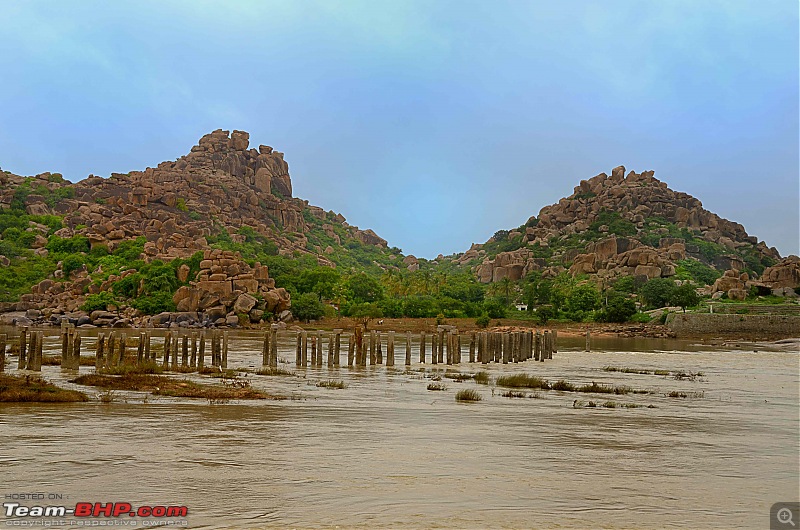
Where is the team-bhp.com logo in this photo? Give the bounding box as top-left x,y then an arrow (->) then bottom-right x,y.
4,502 -> 188,518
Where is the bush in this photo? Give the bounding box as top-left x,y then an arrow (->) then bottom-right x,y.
475,314 -> 490,328
292,292 -> 326,322
111,274 -> 141,298
535,305 -> 556,324
113,237 -> 146,262
61,254 -> 85,277
455,389 -> 482,402
629,312 -> 652,323
81,291 -> 116,312
46,235 -> 90,254
131,292 -> 176,315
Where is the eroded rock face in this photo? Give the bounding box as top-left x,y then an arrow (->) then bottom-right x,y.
171,249 -> 289,322
759,256 -> 800,289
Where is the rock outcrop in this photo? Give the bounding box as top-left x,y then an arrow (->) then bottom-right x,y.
460,166 -> 787,290
0,129 -> 393,325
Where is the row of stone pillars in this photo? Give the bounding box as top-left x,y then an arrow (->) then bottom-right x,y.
279,327 -> 556,368
475,329 -> 556,364
10,328 -> 45,371
2,327 -> 556,373
0,328 -> 46,372
293,329 -> 345,367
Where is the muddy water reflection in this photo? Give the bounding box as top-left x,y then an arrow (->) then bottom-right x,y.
1,332 -> 798,529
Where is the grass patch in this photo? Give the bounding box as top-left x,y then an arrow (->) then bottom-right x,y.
455,389 -> 482,402
496,373 -> 650,395
667,391 -> 704,398
99,362 -> 163,375
0,374 -> 88,403
42,355 -> 97,367
500,390 -> 526,398
316,380 -> 347,389
256,367 -> 295,376
473,371 -> 490,384
70,373 -> 277,400
496,373 -> 550,389
574,399 -> 651,409
673,371 -> 704,381
427,382 -> 448,391
603,367 -> 703,380
444,372 -> 473,382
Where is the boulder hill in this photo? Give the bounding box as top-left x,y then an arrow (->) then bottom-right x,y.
0,132 -> 797,328
451,165 -> 797,300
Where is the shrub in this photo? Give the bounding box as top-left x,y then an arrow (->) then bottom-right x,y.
473,371 -> 490,384
292,292 -> 326,322
113,237 -> 146,262
46,235 -> 90,254
535,305 -> 556,324
455,389 -> 482,402
475,314 -> 490,328
112,274 -> 141,298
61,254 -> 85,277
131,292 -> 176,314
81,291 -> 116,312
629,312 -> 652,323
175,198 -> 188,212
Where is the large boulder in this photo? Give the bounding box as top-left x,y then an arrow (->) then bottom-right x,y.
233,293 -> 257,313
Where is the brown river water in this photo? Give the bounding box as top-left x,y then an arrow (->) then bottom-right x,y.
1,330 -> 798,529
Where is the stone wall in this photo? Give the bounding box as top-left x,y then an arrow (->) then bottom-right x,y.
666,313 -> 800,338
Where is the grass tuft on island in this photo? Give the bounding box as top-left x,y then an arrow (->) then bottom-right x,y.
496,373 -> 651,395
70,373 -> 279,400
256,367 -> 295,376
455,389 -> 482,402
603,366 -> 704,380
42,355 -> 97,367
316,380 -> 347,389
0,373 -> 89,403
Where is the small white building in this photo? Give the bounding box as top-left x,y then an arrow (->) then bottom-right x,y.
515,303 -> 528,311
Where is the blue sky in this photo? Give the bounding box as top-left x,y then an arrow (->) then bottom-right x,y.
1,0 -> 797,258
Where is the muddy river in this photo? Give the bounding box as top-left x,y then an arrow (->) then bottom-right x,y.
1,331 -> 798,529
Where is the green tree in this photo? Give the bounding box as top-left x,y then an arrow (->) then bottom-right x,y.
535,305 -> 556,325
297,267 -> 341,300
670,283 -> 700,312
640,278 -> 676,309
567,283 -> 601,313
483,298 -> 507,319
598,293 -> 637,323
292,292 -> 326,322
402,296 -> 438,318
346,273 -> 384,303
347,302 -> 383,330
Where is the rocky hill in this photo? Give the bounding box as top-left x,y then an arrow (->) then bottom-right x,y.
1,140 -> 797,329
0,129 -> 400,327
449,165 -> 797,299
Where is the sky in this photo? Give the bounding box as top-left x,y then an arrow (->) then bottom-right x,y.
0,0 -> 797,259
